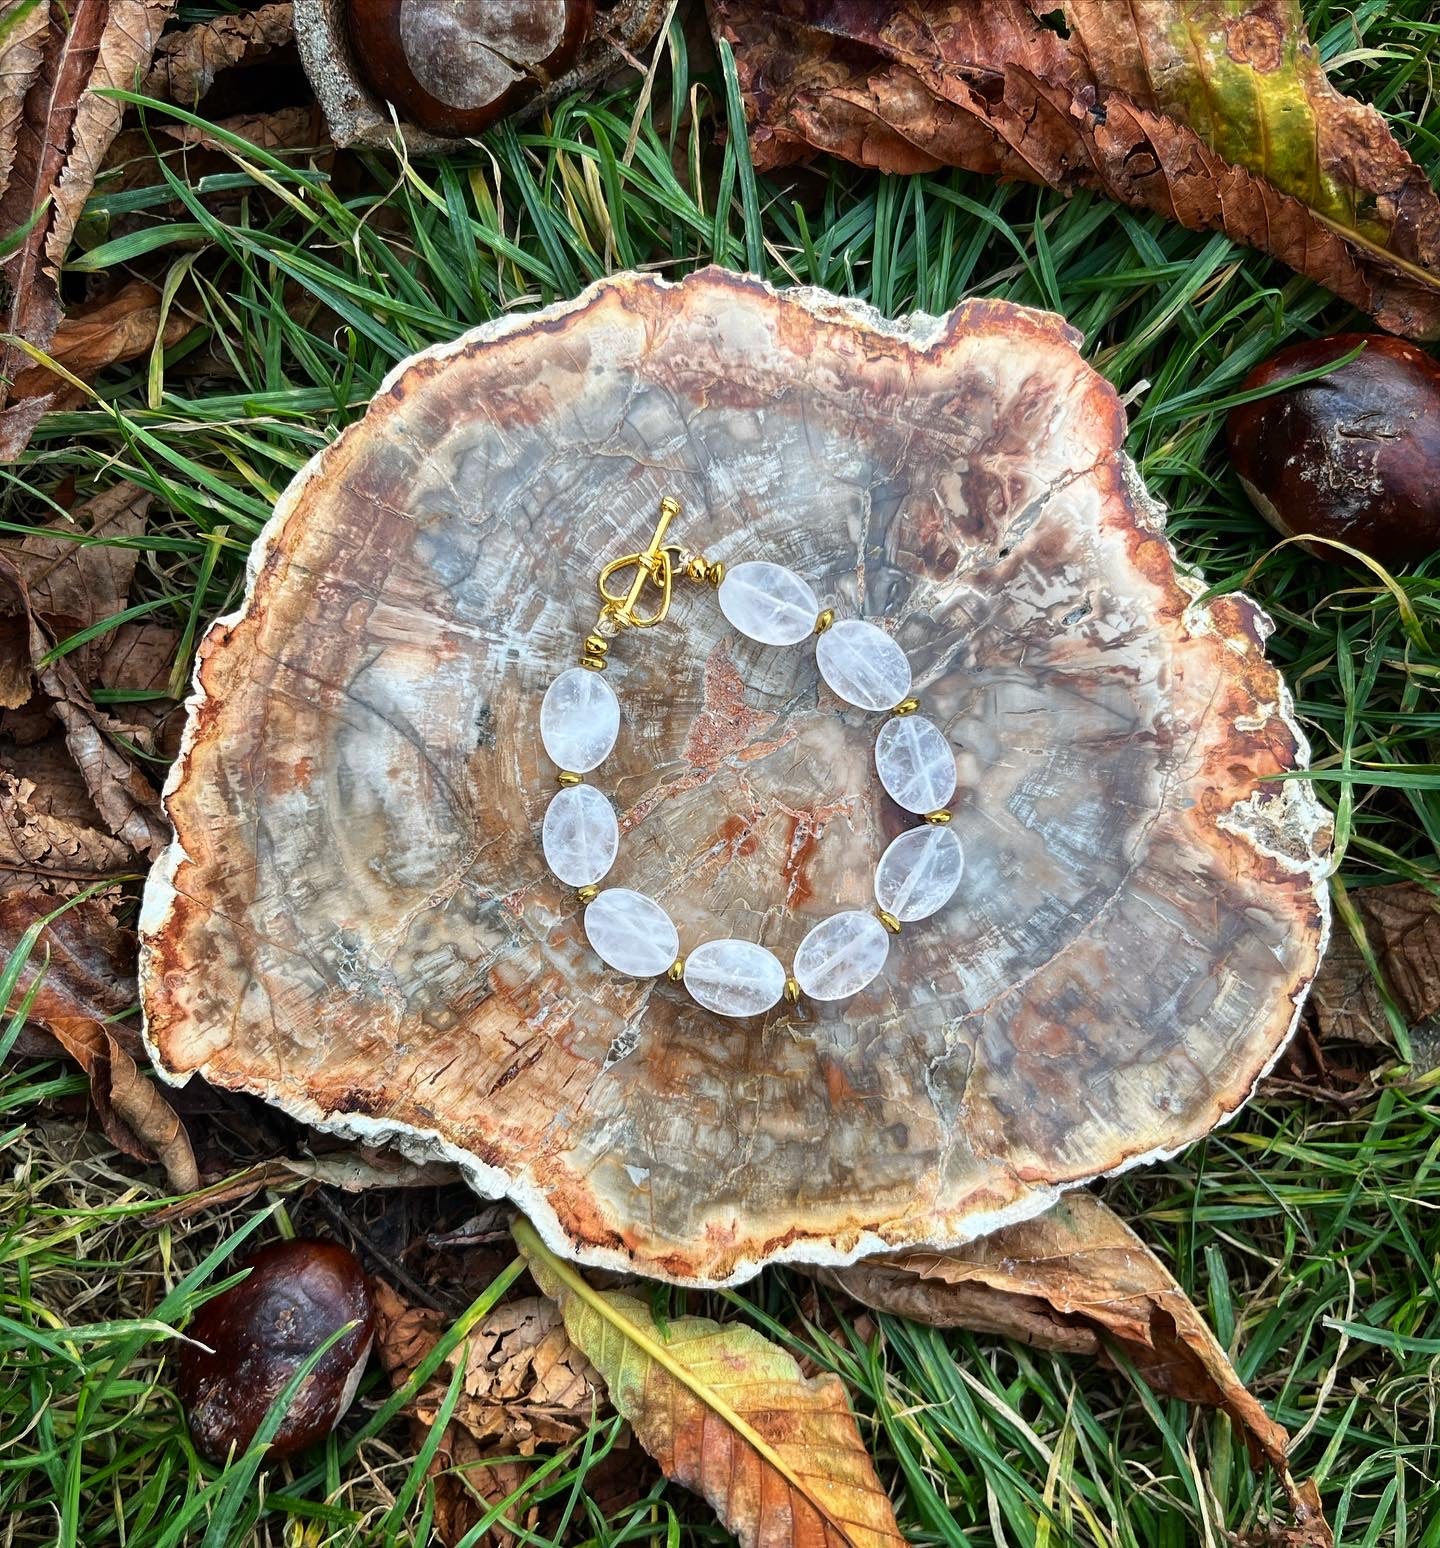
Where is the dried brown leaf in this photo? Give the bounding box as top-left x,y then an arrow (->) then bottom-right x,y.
373,1279 -> 607,1547
0,0 -> 177,456
140,2 -> 293,106
8,281 -> 196,406
0,0 -> 49,191
820,1191 -> 1331,1547
710,0 -> 1440,338
1310,882 -> 1440,1051
0,550 -> 168,858
0,768 -> 133,892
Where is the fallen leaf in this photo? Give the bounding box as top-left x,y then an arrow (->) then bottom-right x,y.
0,0 -> 178,453
710,0 -> 1440,338
1,768 -> 133,893
0,481 -> 150,683
516,1216 -> 906,1548
158,101 -> 325,154
817,1191 -> 1331,1548
0,553 -> 168,858
0,0 -> 49,192
1310,882 -> 1440,1053
0,889 -> 194,1189
140,2 -> 293,106
373,1278 -> 607,1547
97,621 -> 182,693
8,281 -> 196,407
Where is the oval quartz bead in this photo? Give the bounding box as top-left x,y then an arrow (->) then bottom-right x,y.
792,910 -> 890,1001
541,784 -> 618,888
717,561 -> 820,646
815,619 -> 912,711
875,714 -> 957,814
540,667 -> 620,773
874,825 -> 964,922
584,888 -> 679,978
683,939 -> 787,1017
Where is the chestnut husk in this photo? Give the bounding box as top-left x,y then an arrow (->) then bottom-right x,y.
178,1239 -> 376,1462
1226,333 -> 1440,568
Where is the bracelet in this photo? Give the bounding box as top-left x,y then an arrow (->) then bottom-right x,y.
537,497 -> 965,1016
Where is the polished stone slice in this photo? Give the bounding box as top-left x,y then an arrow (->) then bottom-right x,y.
584,888 -> 679,978
541,784 -> 619,888
717,561 -> 820,646
875,714 -> 957,814
683,938 -> 786,1017
540,667 -> 620,773
874,825 -> 964,922
815,619 -> 912,711
792,910 -> 889,1000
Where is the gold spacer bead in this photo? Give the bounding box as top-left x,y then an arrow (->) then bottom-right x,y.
583,633 -> 610,659
575,884 -> 599,903
876,909 -> 902,934
924,809 -> 952,825
705,559 -> 725,587
814,608 -> 835,635
667,958 -> 685,982
893,696 -> 920,716
784,977 -> 802,1003
580,654 -> 608,671
556,771 -> 582,787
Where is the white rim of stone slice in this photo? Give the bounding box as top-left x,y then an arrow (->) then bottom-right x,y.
717,561 -> 820,646
875,713 -> 957,814
683,938 -> 787,1017
792,910 -> 890,1001
583,888 -> 679,978
815,618 -> 913,711
874,824 -> 964,922
540,666 -> 620,773
541,783 -> 619,888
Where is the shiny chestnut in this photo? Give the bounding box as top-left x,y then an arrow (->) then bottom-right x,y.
345,0 -> 593,136
178,1239 -> 376,1463
1226,333 -> 1440,568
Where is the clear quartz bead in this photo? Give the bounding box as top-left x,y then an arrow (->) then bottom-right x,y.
874,825 -> 964,922
583,888 -> 679,978
874,714 -> 957,813
541,784 -> 619,888
540,667 -> 619,773
815,619 -> 912,711
717,561 -> 821,646
683,939 -> 786,1017
792,910 -> 890,1000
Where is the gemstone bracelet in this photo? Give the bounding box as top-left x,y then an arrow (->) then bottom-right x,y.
537,497 -> 964,1016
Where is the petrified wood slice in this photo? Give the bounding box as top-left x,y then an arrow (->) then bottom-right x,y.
140,268 -> 1331,1285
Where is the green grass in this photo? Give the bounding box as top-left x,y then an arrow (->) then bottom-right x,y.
4,0 -> 1440,1543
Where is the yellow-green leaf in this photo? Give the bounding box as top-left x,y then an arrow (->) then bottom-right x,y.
514,1218 -> 904,1548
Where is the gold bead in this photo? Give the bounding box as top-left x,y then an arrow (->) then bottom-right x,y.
684,553 -> 710,583
814,609 -> 835,635
784,977 -> 802,1003
556,771 -> 582,787
583,633 -> 610,659
580,654 -> 608,671
575,884 -> 599,903
876,909 -> 902,934
924,809 -> 952,825
893,696 -> 920,716
667,958 -> 685,982
705,559 -> 725,587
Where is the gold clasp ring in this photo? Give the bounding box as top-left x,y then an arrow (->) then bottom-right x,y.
597,496 -> 680,629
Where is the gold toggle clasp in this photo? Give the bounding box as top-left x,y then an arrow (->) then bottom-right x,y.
596,496 -> 680,629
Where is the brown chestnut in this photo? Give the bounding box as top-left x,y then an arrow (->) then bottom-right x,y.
345,0 -> 593,137
1226,333 -> 1440,568
178,1239 -> 376,1463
